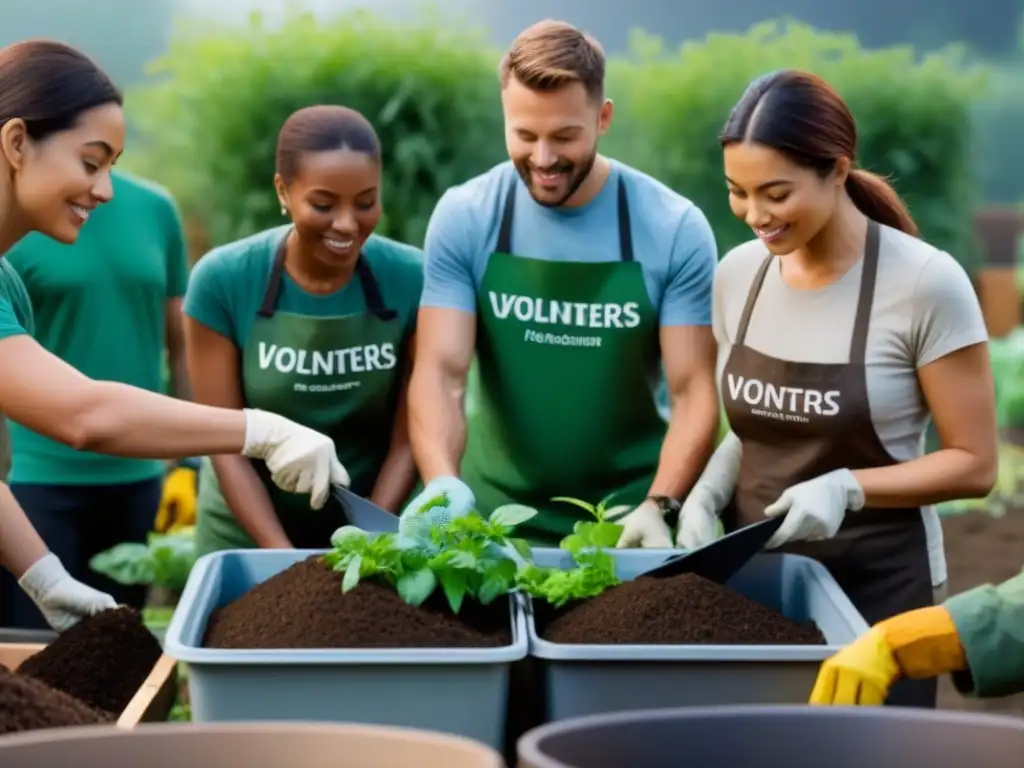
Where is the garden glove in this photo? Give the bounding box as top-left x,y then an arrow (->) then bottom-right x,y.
242,408 -> 350,510
154,465 -> 198,533
810,605 -> 966,705
763,468 -> 865,549
615,499 -> 673,549
399,475 -> 476,534
19,553 -> 118,632
676,431 -> 743,549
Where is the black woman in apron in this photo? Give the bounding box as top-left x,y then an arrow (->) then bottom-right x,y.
182,106 -> 424,557
673,70 -> 996,709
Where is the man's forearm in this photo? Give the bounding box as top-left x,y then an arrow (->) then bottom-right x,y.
408,368 -> 468,482
647,384 -> 719,499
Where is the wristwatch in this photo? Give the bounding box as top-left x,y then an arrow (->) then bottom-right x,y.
647,495 -> 682,517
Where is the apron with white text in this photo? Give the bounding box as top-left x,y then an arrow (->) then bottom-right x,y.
195,235 -> 406,556
721,220 -> 936,708
460,177 -> 666,544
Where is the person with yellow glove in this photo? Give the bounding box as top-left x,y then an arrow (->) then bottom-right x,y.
155,460 -> 199,533
811,569 -> 1024,705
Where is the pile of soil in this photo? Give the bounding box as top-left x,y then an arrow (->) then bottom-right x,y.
0,666 -> 109,735
203,555 -> 512,649
18,606 -> 163,716
540,573 -> 825,645
938,509 -> 1024,714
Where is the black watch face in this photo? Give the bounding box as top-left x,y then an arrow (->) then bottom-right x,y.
650,495 -> 679,514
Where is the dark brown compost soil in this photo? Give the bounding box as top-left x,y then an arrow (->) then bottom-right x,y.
540,573 -> 825,645
0,665 -> 110,734
203,555 -> 511,649
18,606 -> 163,715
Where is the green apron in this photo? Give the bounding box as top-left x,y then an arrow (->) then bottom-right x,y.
460,177 -> 667,543
195,233 -> 407,556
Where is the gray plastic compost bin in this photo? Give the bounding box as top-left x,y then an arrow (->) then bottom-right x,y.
163,549 -> 528,749
524,549 -> 869,719
0,723 -> 504,768
517,705 -> 1024,768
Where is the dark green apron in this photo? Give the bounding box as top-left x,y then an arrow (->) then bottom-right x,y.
195,233 -> 406,556
460,177 -> 667,544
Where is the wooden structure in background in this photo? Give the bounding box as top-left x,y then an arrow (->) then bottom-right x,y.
974,209 -> 1023,338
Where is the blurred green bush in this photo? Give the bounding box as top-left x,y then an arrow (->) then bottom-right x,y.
125,10 -> 985,266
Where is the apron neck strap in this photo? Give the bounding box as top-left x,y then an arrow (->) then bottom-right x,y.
496,174 -> 635,262
734,219 -> 882,365
257,229 -> 397,321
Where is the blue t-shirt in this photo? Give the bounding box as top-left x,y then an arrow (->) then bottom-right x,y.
420,160 -> 717,328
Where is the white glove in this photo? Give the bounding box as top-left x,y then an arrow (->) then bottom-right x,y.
676,489 -> 721,550
399,476 -> 476,530
764,468 -> 865,549
19,553 -> 118,632
675,431 -> 742,549
615,499 -> 673,548
242,408 -> 350,509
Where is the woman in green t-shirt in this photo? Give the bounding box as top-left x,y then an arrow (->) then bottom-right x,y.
0,41 -> 347,632
183,105 -> 423,556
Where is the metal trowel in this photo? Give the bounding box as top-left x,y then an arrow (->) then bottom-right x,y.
331,486 -> 400,533
637,516 -> 784,584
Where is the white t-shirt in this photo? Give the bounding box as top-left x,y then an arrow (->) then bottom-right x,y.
713,223 -> 990,586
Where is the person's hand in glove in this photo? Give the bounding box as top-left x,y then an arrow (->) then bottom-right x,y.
154,465 -> 198,533
810,605 -> 966,705
399,476 -> 476,534
615,499 -> 673,548
241,409 -> 350,509
675,430 -> 742,549
19,553 -> 118,632
763,468 -> 865,549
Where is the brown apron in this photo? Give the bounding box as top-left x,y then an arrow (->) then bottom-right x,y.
721,220 -> 936,708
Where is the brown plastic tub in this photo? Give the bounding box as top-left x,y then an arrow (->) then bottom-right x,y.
0,722 -> 506,766
517,705 -> 1024,768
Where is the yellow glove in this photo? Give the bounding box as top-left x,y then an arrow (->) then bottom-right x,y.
809,605 -> 966,706
154,466 -> 198,533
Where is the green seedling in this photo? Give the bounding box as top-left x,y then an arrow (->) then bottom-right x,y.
552,492 -> 628,555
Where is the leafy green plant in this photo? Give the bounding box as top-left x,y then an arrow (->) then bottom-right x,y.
324,502 -> 535,613
89,528 -> 197,593
323,494 -> 623,613
553,493 -> 628,553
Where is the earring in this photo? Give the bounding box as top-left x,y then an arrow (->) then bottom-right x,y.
281,206 -> 288,217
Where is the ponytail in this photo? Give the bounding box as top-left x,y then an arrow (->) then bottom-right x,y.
845,169 -> 918,237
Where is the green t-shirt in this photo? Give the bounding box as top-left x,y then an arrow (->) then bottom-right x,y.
183,225 -> 423,351
0,259 -> 34,341
5,170 -> 189,485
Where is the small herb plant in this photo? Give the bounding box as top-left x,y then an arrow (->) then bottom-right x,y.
323,493 -> 623,614
552,492 -> 629,552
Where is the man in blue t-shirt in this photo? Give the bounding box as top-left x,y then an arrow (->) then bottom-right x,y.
403,20 -> 720,545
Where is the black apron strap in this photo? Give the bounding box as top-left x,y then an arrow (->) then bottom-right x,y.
496,178 -> 517,255
256,228 -> 396,321
616,177 -> 635,263
849,220 -> 881,364
355,256 -> 397,322
734,255 -> 774,347
256,233 -> 289,318
496,174 -> 633,262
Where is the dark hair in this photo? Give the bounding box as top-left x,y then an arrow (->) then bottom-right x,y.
720,69 -> 918,237
275,105 -> 381,184
499,20 -> 606,103
0,39 -> 122,142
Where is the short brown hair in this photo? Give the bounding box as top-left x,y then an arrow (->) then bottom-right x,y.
499,20 -> 606,102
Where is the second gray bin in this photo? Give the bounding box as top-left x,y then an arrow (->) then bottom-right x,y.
525,549 -> 869,719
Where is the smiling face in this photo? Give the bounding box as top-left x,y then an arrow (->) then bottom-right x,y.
2,103 -> 125,244
501,76 -> 611,207
275,148 -> 382,270
723,141 -> 848,254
